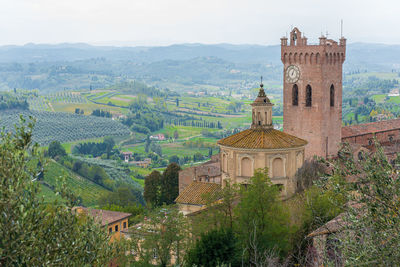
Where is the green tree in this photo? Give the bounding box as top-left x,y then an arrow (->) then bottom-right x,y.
160,163 -> 180,205
235,168 -> 294,262
173,130 -> 179,140
103,136 -> 115,156
192,180 -> 237,235
99,185 -> 141,206
0,118 -> 121,266
130,206 -> 191,267
47,140 -> 66,159
169,155 -> 180,164
144,170 -> 162,207
334,143 -> 400,265
186,228 -> 240,267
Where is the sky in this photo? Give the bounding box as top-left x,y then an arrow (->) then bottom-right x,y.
0,0 -> 398,46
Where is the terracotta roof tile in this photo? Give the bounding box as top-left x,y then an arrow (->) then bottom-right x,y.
73,207 -> 131,226
342,119 -> 400,138
217,128 -> 307,149
175,181 -> 222,205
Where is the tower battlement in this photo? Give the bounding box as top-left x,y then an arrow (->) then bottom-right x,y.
281,28 -> 346,65
281,27 -> 346,158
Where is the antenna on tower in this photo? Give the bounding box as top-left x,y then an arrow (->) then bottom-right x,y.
341,19 -> 343,37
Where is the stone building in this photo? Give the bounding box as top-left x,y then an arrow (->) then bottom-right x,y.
178,154 -> 221,194
342,118 -> 400,162
217,83 -> 307,198
176,83 -> 307,213
342,118 -> 400,147
281,28 -> 346,159
73,207 -> 131,241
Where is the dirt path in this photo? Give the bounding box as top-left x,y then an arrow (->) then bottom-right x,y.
47,102 -> 55,112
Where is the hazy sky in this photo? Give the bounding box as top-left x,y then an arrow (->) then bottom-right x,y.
0,0 -> 398,46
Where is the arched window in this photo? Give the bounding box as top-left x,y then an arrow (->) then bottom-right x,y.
272,158 -> 284,178
241,157 -> 252,177
306,85 -> 312,107
330,85 -> 335,107
292,84 -> 298,106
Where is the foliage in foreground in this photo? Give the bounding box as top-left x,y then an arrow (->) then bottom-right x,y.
334,143 -> 400,266
0,118 -> 122,266
129,206 -> 191,266
186,228 -> 240,267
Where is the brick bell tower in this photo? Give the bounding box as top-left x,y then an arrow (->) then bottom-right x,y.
281,27 -> 346,158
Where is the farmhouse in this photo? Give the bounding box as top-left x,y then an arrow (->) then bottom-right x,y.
73,207 -> 131,241
122,151 -> 133,162
131,158 -> 152,168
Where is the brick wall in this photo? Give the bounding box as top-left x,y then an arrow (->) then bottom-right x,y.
281,28 -> 346,159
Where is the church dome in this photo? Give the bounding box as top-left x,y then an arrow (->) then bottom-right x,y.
217,127 -> 307,149
218,78 -> 307,150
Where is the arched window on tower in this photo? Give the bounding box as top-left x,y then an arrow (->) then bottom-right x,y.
330,85 -> 335,107
306,85 -> 312,107
292,84 -> 298,106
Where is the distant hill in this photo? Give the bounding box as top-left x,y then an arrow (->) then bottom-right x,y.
0,43 -> 280,64
1,42 -> 400,71
0,42 -> 400,92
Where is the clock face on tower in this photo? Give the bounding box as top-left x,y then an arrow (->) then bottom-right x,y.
285,65 -> 300,83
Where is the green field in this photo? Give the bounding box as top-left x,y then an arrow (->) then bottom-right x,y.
346,72 -> 400,80
371,94 -> 386,103
41,160 -> 111,206
155,125 -> 219,139
387,96 -> 400,104
61,137 -> 105,153
86,91 -> 136,107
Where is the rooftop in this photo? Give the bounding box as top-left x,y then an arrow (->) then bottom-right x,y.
218,128 -> 307,150
342,119 -> 400,138
73,207 -> 131,227
175,181 -> 222,205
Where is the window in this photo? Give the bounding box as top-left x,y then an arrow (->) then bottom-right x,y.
292,84 -> 298,106
368,139 -> 373,146
306,85 -> 312,107
241,157 -> 252,177
272,158 -> 284,178
115,225 -> 118,232
389,135 -> 394,142
123,222 -> 127,229
358,151 -> 363,161
330,85 -> 335,107
108,227 -> 112,234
